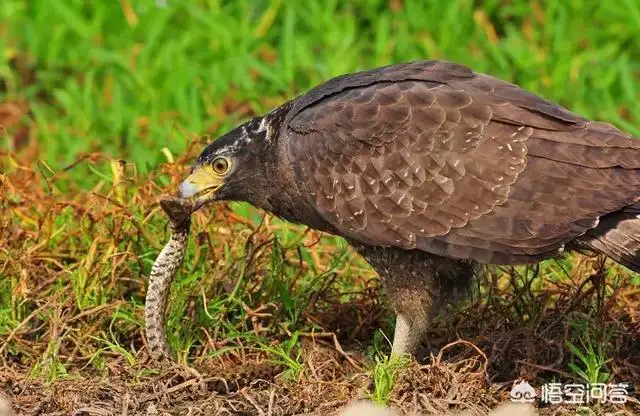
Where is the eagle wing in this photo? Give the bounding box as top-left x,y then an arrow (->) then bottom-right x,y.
285,61 -> 640,264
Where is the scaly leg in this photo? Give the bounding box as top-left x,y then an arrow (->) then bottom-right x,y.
351,242 -> 475,359
390,312 -> 430,357
383,270 -> 435,357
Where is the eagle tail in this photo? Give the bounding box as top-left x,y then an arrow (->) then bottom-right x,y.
578,203 -> 640,273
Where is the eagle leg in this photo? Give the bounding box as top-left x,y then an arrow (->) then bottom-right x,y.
351,241 -> 475,358
390,307 -> 430,357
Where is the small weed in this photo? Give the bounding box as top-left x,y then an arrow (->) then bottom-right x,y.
565,320 -> 612,385
29,336 -> 69,383
258,332 -> 304,381
369,353 -> 410,405
91,336 -> 137,367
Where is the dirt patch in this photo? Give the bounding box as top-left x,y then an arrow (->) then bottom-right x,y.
3,312 -> 639,415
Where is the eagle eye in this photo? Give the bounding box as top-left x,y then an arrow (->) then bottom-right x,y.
212,157 -> 231,175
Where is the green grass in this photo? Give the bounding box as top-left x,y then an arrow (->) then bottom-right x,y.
2,0 -> 640,413
370,354 -> 410,405
2,0 -> 639,172
566,318 -> 613,385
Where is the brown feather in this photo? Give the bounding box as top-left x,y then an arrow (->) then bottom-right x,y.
285,60 -> 640,264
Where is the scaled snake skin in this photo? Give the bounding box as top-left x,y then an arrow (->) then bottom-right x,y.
144,197 -> 192,361
144,198 -> 281,388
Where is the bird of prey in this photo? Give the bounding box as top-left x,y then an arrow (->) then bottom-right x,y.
178,60 -> 640,357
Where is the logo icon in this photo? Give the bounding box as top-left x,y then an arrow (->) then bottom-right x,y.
510,380 -> 537,403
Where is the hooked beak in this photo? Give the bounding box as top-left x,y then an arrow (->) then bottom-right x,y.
179,165 -> 223,210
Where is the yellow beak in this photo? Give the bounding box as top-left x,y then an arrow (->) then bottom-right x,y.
179,165 -> 223,201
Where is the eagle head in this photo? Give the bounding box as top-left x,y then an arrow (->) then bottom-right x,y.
179,116 -> 276,211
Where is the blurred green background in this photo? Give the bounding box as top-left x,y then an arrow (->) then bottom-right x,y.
2,0 -> 639,173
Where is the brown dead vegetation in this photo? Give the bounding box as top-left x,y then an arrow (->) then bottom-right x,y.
1,143 -> 639,415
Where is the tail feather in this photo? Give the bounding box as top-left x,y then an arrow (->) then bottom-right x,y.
578,204 -> 640,273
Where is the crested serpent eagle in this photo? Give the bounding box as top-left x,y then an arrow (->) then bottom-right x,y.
178,60 -> 640,357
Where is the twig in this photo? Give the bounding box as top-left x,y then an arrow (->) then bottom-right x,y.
435,339 -> 488,374
240,390 -> 266,416
514,360 -> 575,380
121,393 -> 130,416
66,302 -> 124,323
267,388 -> 276,416
299,331 -> 363,370
140,377 -> 199,403
538,271 -> 601,337
0,299 -> 52,355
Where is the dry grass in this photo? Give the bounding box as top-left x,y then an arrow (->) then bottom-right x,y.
2,144 -> 640,415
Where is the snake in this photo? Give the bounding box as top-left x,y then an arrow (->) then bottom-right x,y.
144,197 -> 283,387
145,196 -> 193,361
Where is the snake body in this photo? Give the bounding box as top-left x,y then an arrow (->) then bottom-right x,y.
144,197 -> 283,387
145,197 -> 192,361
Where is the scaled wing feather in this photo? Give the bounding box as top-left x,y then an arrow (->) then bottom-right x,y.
286,61 -> 640,264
